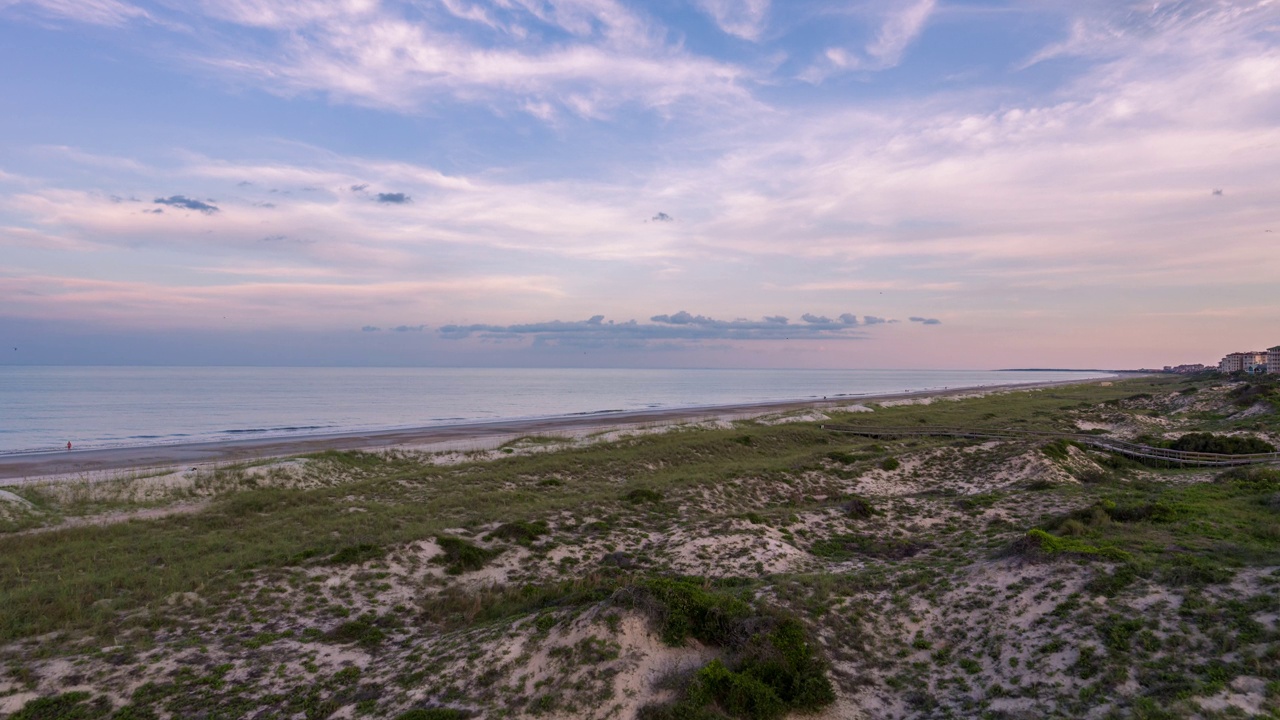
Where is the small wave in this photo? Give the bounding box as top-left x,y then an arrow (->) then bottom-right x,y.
223,425 -> 331,435
566,409 -> 625,416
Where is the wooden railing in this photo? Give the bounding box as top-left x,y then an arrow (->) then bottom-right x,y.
819,425 -> 1280,467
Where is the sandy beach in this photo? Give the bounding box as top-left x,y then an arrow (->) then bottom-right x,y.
0,375 -> 1119,482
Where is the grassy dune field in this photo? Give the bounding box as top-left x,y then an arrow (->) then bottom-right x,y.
1,374 -> 1278,719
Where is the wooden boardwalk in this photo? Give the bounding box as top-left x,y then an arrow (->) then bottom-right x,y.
820,425 -> 1280,468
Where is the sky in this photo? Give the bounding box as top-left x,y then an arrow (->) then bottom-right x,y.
1,0 -> 1278,369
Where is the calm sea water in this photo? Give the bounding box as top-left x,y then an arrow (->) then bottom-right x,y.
0,367 -> 1110,454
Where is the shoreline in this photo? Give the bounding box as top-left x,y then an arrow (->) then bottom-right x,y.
0,375 -> 1123,481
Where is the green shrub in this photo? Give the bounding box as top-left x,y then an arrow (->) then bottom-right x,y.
487,521 -> 549,545
11,692 -> 111,720
842,497 -> 876,519
329,543 -> 384,565
880,457 -> 901,471
1108,502 -> 1176,523
1085,564 -> 1140,597
620,578 -> 752,646
625,578 -> 834,720
1216,466 -> 1280,490
1160,555 -> 1235,586
624,488 -> 663,504
1168,432 -> 1275,454
1059,500 -> 1174,529
811,534 -> 931,561
691,660 -> 786,720
1056,519 -> 1087,537
1042,439 -> 1073,461
327,613 -> 394,648
638,616 -> 835,720
825,451 -> 858,464
1228,382 -> 1277,408
433,536 -> 501,575
1073,468 -> 1116,484
1099,615 -> 1144,653
1014,529 -> 1131,562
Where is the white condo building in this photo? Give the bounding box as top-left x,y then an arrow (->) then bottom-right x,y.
1220,351 -> 1268,373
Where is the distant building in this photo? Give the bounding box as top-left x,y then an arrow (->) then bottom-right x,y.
1269,346 -> 1280,374
1163,364 -> 1209,374
1220,351 -> 1268,373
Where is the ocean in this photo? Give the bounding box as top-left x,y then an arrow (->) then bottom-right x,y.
0,366 -> 1111,454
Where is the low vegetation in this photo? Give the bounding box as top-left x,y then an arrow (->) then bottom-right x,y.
0,373 -> 1277,718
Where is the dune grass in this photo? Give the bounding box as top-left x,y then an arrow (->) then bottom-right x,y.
2,373 -> 1278,719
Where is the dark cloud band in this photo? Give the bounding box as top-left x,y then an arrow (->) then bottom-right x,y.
435,310 -> 934,347
153,195 -> 219,213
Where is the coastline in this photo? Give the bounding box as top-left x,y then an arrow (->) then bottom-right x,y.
0,374 -> 1122,481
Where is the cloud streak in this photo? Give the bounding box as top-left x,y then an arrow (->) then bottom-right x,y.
1,0 -> 150,26
189,0 -> 751,118
154,195 -> 220,214
438,310 -> 914,347
809,0 -> 936,78
696,0 -> 770,41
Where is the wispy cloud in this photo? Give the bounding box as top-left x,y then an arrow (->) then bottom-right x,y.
1,0 -> 150,26
864,0 -> 935,67
0,273 -> 567,327
191,0 -> 751,118
696,0 -> 770,41
807,0 -> 936,79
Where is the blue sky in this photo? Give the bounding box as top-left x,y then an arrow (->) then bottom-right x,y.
1,0 -> 1278,368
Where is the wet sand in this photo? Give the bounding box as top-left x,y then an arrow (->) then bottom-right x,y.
0,376 -> 1120,481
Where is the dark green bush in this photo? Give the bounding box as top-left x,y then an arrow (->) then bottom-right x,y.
623,579 -> 834,720
1085,564 -> 1140,597
327,613 -> 397,648
1042,439 -> 1073,461
329,543 -> 384,565
634,600 -> 835,720
1228,381 -> 1277,408
811,534 -> 931,561
1060,500 -> 1174,528
621,578 -> 752,646
11,692 -> 111,720
1216,466 -> 1280,490
433,536 -> 501,575
842,496 -> 876,519
625,488 -> 664,504
1168,432 -> 1275,455
487,521 -> 548,545
1160,555 -> 1235,586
